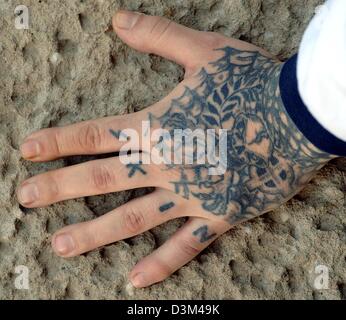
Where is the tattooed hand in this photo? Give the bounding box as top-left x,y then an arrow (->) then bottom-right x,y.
17,11 -> 334,288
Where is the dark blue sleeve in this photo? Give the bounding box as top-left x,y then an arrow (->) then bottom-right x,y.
279,54 -> 346,157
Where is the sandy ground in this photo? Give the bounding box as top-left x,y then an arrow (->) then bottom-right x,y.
0,0 -> 345,300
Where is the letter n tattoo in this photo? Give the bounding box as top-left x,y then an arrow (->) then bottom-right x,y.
193,225 -> 217,243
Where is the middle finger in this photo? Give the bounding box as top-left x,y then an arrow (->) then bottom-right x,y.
17,156 -> 160,208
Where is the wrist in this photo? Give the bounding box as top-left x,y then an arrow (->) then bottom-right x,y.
279,55 -> 344,159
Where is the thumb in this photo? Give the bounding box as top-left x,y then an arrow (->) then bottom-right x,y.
112,10 -> 220,71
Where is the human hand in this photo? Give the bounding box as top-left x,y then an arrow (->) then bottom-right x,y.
17,11 -> 333,288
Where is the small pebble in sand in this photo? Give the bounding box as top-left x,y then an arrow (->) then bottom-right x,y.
49,52 -> 61,65
125,282 -> 135,296
263,31 -> 274,42
319,215 -> 340,232
279,212 -> 289,223
242,226 -> 252,235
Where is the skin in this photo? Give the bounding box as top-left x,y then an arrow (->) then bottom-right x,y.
17,10 -> 335,288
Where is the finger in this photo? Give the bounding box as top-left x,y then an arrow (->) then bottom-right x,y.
51,189 -> 185,257
129,217 -> 230,288
20,112 -> 145,162
112,10 -> 222,71
17,155 -> 159,208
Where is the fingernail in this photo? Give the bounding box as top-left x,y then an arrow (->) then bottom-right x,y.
21,140 -> 40,159
114,10 -> 140,30
18,183 -> 39,205
131,273 -> 148,288
54,234 -> 75,255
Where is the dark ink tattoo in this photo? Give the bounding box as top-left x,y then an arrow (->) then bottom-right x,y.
193,225 -> 217,243
159,201 -> 175,212
149,47 -> 331,225
126,161 -> 147,178
110,129 -> 128,140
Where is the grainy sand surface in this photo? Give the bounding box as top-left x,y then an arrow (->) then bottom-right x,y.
0,0 -> 345,299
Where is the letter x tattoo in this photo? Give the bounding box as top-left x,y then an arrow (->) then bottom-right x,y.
126,161 -> 147,178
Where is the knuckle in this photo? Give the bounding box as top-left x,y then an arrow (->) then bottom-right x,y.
153,262 -> 174,281
82,224 -> 98,249
53,130 -> 64,155
91,164 -> 114,190
203,31 -> 227,49
149,17 -> 172,48
62,223 -> 96,254
44,174 -> 60,200
162,166 -> 182,184
31,173 -> 60,204
122,207 -> 145,234
77,123 -> 104,151
177,236 -> 201,257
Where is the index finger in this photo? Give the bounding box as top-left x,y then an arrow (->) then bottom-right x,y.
20,112 -> 145,162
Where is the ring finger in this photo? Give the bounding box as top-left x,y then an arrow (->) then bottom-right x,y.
51,189 -> 186,257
